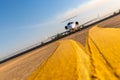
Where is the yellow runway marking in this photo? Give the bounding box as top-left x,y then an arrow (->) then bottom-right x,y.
29,26 -> 120,80
86,26 -> 120,80
28,40 -> 90,80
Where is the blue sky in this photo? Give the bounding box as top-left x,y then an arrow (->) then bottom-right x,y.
0,0 -> 120,59
0,0 -> 86,27
0,0 -> 88,59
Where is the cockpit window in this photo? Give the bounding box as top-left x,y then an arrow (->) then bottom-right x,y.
67,22 -> 73,25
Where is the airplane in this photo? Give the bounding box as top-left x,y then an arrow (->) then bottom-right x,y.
65,21 -> 79,32
62,15 -> 79,32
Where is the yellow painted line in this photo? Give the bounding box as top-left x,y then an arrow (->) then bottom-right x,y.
28,26 -> 120,80
28,39 -> 90,80
86,26 -> 120,80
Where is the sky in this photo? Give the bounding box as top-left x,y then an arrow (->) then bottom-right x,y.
0,0 -> 120,60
